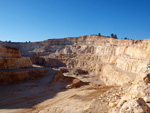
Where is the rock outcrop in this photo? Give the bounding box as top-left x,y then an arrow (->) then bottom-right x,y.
65,78 -> 87,89
111,98 -> 150,113
1,35 -> 150,112
51,69 -> 88,88
30,56 -> 65,68
1,35 -> 150,85
0,68 -> 48,85
0,57 -> 32,70
0,46 -> 21,58
0,47 -> 48,85
50,69 -> 64,84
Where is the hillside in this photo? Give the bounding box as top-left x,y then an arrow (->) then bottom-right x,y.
0,35 -> 150,113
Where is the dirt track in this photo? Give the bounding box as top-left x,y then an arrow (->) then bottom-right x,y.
0,72 -> 113,113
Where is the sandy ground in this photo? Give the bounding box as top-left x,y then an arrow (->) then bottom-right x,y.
0,71 -> 113,113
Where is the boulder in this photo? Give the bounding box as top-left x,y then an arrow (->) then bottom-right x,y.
73,69 -> 88,75
143,74 -> 150,84
50,69 -> 64,84
66,78 -> 87,89
121,82 -> 150,103
120,98 -> 150,113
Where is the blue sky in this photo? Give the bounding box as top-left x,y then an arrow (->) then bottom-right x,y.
0,0 -> 150,42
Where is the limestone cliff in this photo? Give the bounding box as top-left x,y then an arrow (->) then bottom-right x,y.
0,46 -> 49,85
1,35 -> 150,85
0,57 -> 32,70
1,35 -> 150,112
0,46 -> 21,58
0,68 -> 48,85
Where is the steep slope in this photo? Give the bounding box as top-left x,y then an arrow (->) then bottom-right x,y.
1,35 -> 150,85
0,46 -> 49,85
1,35 -> 150,113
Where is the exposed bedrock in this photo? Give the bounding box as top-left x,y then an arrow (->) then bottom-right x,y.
50,69 -> 88,88
0,57 -> 32,70
0,68 -> 48,85
0,46 -> 50,85
1,35 -> 150,112
30,56 -> 66,68
0,46 -> 21,58
2,35 -> 150,85
61,54 -> 146,85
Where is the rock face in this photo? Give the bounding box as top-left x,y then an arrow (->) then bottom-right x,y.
108,81 -> 150,113
51,69 -> 88,89
1,35 -> 150,85
111,98 -> 150,113
1,35 -> 150,112
65,78 -> 87,89
30,56 -> 65,68
0,47 -> 32,70
143,61 -> 150,84
50,69 -> 64,84
0,46 -> 21,58
0,68 -> 48,85
0,57 -> 32,70
120,98 -> 149,113
0,46 -> 48,85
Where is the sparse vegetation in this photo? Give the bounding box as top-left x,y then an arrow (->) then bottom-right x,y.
124,37 -> 127,40
8,40 -> 11,43
98,33 -> 101,36
114,34 -> 117,39
111,33 -> 117,39
111,33 -> 114,38
25,41 -> 31,43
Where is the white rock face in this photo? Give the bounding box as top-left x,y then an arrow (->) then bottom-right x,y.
120,98 -> 150,113
100,64 -> 132,85
1,35 -> 150,86
123,82 -> 150,102
109,81 -> 150,113
1,35 -> 150,112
